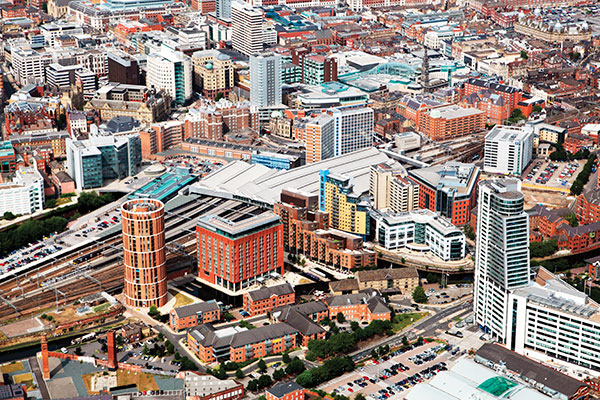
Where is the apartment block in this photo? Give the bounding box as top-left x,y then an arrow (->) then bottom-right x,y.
196,211 -> 283,294
320,170 -> 370,237
408,161 -> 479,226
232,3 -> 263,56
369,162 -> 410,210
484,125 -> 533,176
242,283 -> 295,317
147,49 -> 192,106
374,210 -> 466,262
293,112 -> 335,164
462,78 -> 522,112
169,300 -> 221,332
271,302 -> 328,346
356,267 -> 419,295
575,191 -> 600,225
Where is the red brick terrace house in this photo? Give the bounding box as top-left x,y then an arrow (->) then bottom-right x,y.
169,300 -> 221,332
575,191 -> 600,225
528,204 -> 600,254
267,381 -> 305,400
323,289 -> 391,322
242,283 -> 295,317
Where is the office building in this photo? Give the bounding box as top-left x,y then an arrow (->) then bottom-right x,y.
66,134 -> 141,190
242,283 -> 295,317
324,289 -> 391,322
390,176 -> 419,213
250,52 -> 282,108
84,83 -> 170,123
183,372 -> 244,400
107,51 -> 141,85
196,211 -> 284,294
122,199 -> 167,308
46,64 -> 96,94
40,21 -> 83,46
11,49 -> 52,86
0,141 -> 16,173
267,382 -> 305,400
331,107 -> 374,157
215,0 -> 231,19
409,161 -> 479,226
320,170 -> 370,237
474,178 -> 530,342
188,322 -> 298,363
374,209 -> 466,262
232,2 -> 263,56
484,125 -> 534,176
191,50 -> 234,100
169,301 -> 220,332
147,49 -> 192,106
0,166 -> 44,215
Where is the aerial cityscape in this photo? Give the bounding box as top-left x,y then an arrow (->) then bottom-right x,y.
1,0 -> 600,399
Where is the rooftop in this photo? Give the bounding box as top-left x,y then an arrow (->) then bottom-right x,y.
267,381 -> 304,398
409,161 -> 479,198
486,125 -> 533,143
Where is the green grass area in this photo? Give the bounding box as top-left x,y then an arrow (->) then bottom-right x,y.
93,303 -> 110,313
391,312 -> 427,333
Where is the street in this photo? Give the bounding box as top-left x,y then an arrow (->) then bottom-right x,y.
351,300 -> 472,362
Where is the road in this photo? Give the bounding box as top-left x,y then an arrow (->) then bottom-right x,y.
28,356 -> 50,400
351,301 -> 472,362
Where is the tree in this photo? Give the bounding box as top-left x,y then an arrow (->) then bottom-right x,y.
532,105 -> 543,113
305,351 -> 317,361
402,336 -> 409,347
273,368 -> 286,381
258,396 -> 267,400
370,349 -> 378,360
296,370 -> 314,387
75,346 -> 83,356
180,356 -> 198,371
412,286 -> 428,303
355,394 -> 367,400
258,358 -> 267,373
565,213 -> 579,227
235,368 -> 244,379
148,305 -> 160,317
529,239 -> 558,258
464,225 -> 475,241
350,321 -> 359,331
2,211 -> 16,220
336,312 -> 346,323
257,374 -> 272,388
157,332 -> 164,342
286,357 -> 306,375
247,380 -> 258,391
282,352 -> 291,364
174,351 -> 181,361
520,50 -> 528,59
166,341 -> 175,355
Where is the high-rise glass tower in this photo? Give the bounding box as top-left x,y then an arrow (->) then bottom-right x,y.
474,178 -> 530,341
215,0 -> 231,19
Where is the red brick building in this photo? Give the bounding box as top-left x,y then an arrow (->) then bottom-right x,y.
273,189 -> 376,270
242,283 -> 295,317
196,211 -> 283,294
266,381 -> 305,400
462,78 -> 523,113
140,121 -> 184,159
575,192 -> 600,225
271,302 -> 327,346
324,290 -> 391,322
564,133 -> 594,154
169,301 -> 221,332
417,104 -> 485,141
408,162 -> 480,226
188,322 -> 298,363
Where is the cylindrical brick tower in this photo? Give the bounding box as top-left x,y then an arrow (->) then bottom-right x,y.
121,198 -> 167,308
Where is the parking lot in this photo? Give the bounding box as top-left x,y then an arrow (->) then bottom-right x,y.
523,159 -> 583,189
421,283 -> 472,305
321,341 -> 452,400
0,242 -> 63,275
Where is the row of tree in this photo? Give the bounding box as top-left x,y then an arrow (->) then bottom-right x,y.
529,239 -> 558,258
549,143 -> 591,162
571,154 -> 597,195
296,356 -> 355,388
306,319 -> 393,360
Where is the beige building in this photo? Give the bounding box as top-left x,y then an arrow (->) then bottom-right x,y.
390,176 -> 418,213
192,50 -> 235,100
369,162 -> 408,210
84,83 -> 170,123
47,0 -> 70,18
357,267 -> 419,295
